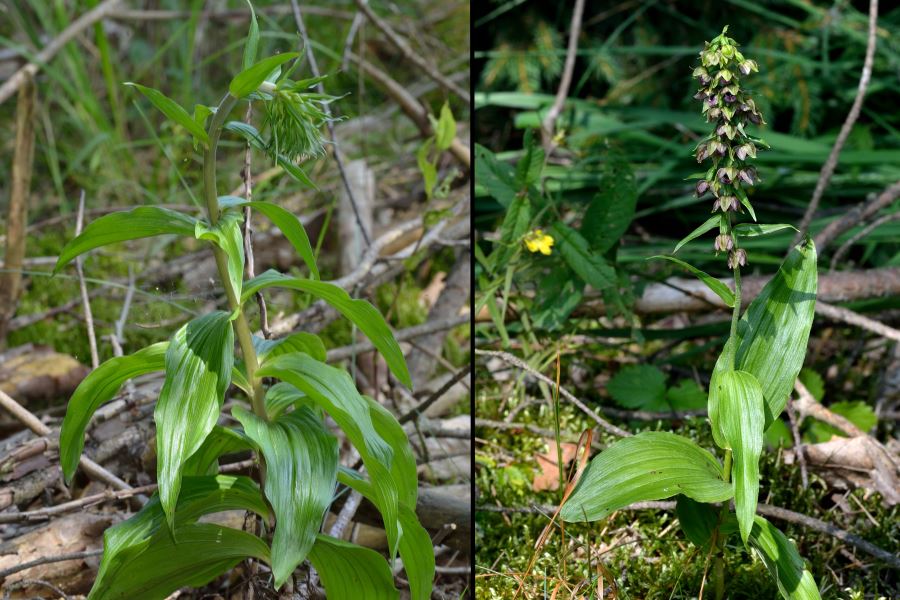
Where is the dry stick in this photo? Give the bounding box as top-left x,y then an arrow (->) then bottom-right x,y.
75,192 -> 99,370
290,0 -> 371,247
830,211 -> 900,271
794,0 -> 879,245
785,397 -> 809,489
327,313 -> 469,362
0,73 -> 36,343
109,267 -> 136,397
814,179 -> 900,252
0,484 -> 157,524
0,0 -> 122,105
353,0 -> 469,103
0,549 -> 104,580
540,0 -> 586,150
397,364 -> 471,424
341,11 -> 365,72
0,389 -> 135,496
475,349 -> 631,438
241,102 -> 270,339
793,378 -> 865,437
475,418 -> 606,452
815,300 -> 900,343
328,490 -> 363,539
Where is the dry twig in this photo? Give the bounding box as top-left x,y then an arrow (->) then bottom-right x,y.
815,301 -> 900,343
541,0 -> 586,150
74,192 -> 99,370
830,211 -> 900,271
815,179 -> 900,252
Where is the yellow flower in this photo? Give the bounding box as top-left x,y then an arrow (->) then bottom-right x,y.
524,229 -> 554,255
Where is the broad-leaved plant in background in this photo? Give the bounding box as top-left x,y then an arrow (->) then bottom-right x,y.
53,6 -> 433,599
560,28 -> 821,600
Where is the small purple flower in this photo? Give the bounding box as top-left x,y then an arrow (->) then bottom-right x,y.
723,92 -> 736,104
739,169 -> 754,185
736,145 -> 748,161
707,95 -> 717,107
696,180 -> 710,196
696,145 -> 709,162
717,168 -> 733,184
727,248 -> 748,269
699,74 -> 711,86
694,90 -> 707,100
708,107 -> 721,120
714,234 -> 734,252
749,112 -> 762,125
739,63 -> 751,75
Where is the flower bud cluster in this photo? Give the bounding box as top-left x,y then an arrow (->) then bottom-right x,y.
692,27 -> 764,269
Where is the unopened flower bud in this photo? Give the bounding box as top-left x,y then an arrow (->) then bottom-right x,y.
727,248 -> 748,269
696,180 -> 710,196
714,234 -> 734,252
694,90 -> 708,100
739,169 -> 755,185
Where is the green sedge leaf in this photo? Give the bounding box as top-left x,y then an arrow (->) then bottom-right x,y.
733,223 -> 798,237
552,223 -> 617,291
244,270 -> 411,388
125,83 -> 209,145
256,353 -> 401,557
195,211 -> 245,301
229,52 -> 298,98
713,239 -> 817,426
434,102 -> 456,151
649,255 -> 735,307
674,214 -> 720,253
713,370 -> 765,544
90,523 -> 269,600
182,426 -> 253,477
219,196 -> 319,279
155,311 -> 234,527
54,206 -> 199,273
749,517 -> 821,599
308,535 -> 399,600
59,343 -> 167,483
234,406 -> 338,588
242,1 -> 259,72
561,431 -> 733,522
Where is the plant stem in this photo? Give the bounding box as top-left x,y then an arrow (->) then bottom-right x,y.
203,93 -> 268,422
723,449 -> 732,482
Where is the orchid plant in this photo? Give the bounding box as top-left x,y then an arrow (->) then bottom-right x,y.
560,28 -> 821,599
52,6 -> 433,598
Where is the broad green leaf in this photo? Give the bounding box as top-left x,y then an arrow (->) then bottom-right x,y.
234,406 -> 338,588
606,364 -> 667,411
256,353 -> 401,555
765,418 -> 793,449
714,370 -> 764,543
496,194 -> 531,265
366,396 -> 417,508
182,426 -> 252,476
552,223 -> 617,291
582,159 -> 637,254
308,535 -> 399,600
667,379 -> 707,410
60,343 -> 167,483
337,470 -> 433,600
674,215 -> 720,253
434,102 -> 456,151
229,52 -> 298,98
225,122 -> 316,188
475,143 -> 517,207
125,83 -> 209,145
219,196 -> 319,279
242,1 -> 259,72
264,381 -> 313,419
561,431 -> 733,522
807,400 -> 877,443
531,266 -> 584,330
514,129 -> 544,188
155,311 -> 234,526
253,331 -> 326,364
90,523 -> 269,600
798,368 -> 825,401
676,495 -> 719,551
243,270 -> 411,388
224,120 -> 267,147
650,255 -> 735,307
54,207 -> 199,273
714,239 -> 817,426
733,223 -> 798,237
749,517 -> 820,599
195,211 -> 245,301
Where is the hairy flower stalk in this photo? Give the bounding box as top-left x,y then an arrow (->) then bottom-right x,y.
692,27 -> 766,365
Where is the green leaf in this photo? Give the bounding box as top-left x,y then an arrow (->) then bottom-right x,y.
806,400 -> 877,443
195,211 -> 245,301
676,495 -> 719,551
434,102 -> 456,151
229,52 -> 298,98
242,1 -> 259,72
606,364 -> 667,411
667,379 -> 708,410
715,239 -> 817,426
475,143 -> 517,207
219,196 -> 320,279
582,159 -> 637,254
264,381 -> 313,419
224,120 -> 267,147
308,535 -> 399,600
366,396 -> 417,508
92,474 -> 269,599
90,523 -> 269,600
275,152 -> 317,188
182,426 -> 252,476
650,255 -> 735,307
60,343 -> 167,483
155,311 -> 234,526
733,223 -> 798,237
124,83 -> 209,145
254,331 -> 326,364
256,353 -> 401,555
417,140 -> 438,199
798,368 -> 824,402
749,517 -> 821,599
234,406 -> 338,588
496,194 -> 531,265
713,370 -> 764,543
514,129 -> 544,188
560,431 -> 733,522
552,223 -> 617,291
54,207 -> 199,273
243,270 -> 411,388
765,418 -> 793,449
674,215 -> 720,253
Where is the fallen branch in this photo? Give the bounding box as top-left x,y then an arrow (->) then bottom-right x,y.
794,0 -> 880,244
830,211 -> 900,271
0,549 -> 103,581
814,301 -> 900,343
814,179 -> 900,252
398,365 -> 471,424
541,0 -> 586,150
74,192 -> 100,369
